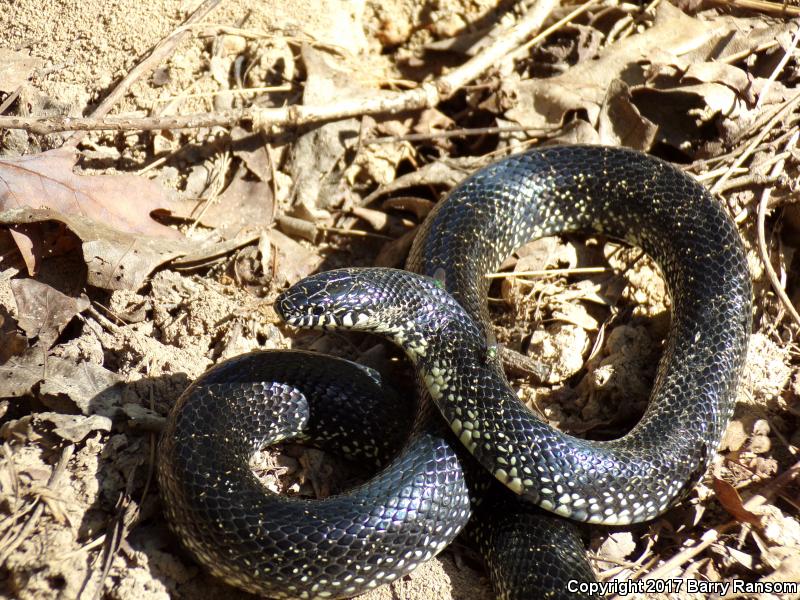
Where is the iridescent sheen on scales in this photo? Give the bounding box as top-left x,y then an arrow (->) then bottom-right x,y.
160,145 -> 751,600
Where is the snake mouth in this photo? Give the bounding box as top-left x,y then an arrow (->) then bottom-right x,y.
274,286 -> 324,328
283,311 -> 370,331
280,311 -> 362,329
275,299 -> 329,329
281,313 -> 324,328
275,288 -> 367,330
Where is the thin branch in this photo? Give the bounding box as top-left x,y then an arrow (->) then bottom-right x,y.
0,0 -> 558,135
63,0 -> 224,147
710,91 -> 800,194
720,39 -> 780,64
707,0 -> 800,17
755,21 -> 800,110
368,124 -> 558,144
756,131 -> 800,328
485,266 -> 608,279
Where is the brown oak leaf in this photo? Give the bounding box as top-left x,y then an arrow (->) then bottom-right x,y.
0,148 -> 181,239
0,149 -> 209,290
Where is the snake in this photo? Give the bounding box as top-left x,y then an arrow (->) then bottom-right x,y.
159,145 -> 751,599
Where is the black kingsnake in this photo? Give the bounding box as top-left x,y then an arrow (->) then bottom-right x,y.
159,145 -> 752,599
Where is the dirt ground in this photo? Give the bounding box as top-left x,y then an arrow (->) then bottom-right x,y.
1,1 -> 800,599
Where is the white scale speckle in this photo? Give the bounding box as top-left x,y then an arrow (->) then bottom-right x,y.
507,478 -> 524,493
554,504 -> 572,517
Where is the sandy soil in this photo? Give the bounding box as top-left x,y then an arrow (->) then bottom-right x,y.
1,1 -> 799,600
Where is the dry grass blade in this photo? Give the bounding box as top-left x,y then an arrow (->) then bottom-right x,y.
485,266 -> 609,279
710,92 -> 800,194
0,445 -> 74,566
755,22 -> 800,109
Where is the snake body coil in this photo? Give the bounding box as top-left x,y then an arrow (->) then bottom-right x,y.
160,145 -> 751,599
159,351 -> 472,598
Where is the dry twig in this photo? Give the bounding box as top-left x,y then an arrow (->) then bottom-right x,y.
707,0 -> 800,17
63,0 -> 224,148
642,458 -> 800,581
755,21 -> 800,109
0,0 -> 557,135
756,131 -> 800,328
368,124 -> 558,145
485,266 -> 609,279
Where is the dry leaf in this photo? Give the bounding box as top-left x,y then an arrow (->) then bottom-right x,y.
631,82 -> 741,149
505,3 -> 721,135
52,413 -> 113,442
0,149 -> 181,239
0,310 -> 28,364
286,46 -> 365,218
713,477 -> 762,528
382,196 -> 435,220
597,79 -> 657,150
267,228 -> 323,287
683,62 -> 753,98
170,165 -> 274,241
11,279 -> 89,349
501,238 -> 577,303
231,126 -> 272,182
0,149 -> 208,289
360,158 -> 474,207
552,303 -> 599,332
375,226 -> 417,268
597,531 -> 636,565
350,206 -> 392,231
122,403 -> 165,433
720,419 -> 749,452
0,206 -> 203,290
0,351 -> 123,417
726,546 -> 757,570
36,412 -> 113,443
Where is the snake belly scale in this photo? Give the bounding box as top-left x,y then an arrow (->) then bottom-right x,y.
159,145 -> 751,598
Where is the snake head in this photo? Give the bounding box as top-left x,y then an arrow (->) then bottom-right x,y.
276,267 -> 444,329
275,268 -> 391,330
275,267 -> 478,360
